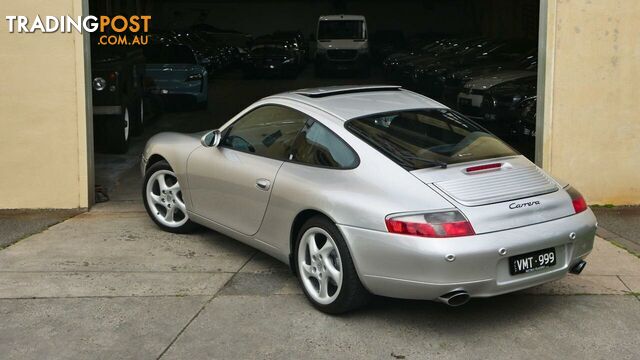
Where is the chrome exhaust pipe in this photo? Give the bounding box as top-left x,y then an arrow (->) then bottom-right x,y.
570,260 -> 587,275
438,290 -> 470,307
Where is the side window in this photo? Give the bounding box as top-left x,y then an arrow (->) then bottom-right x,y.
291,120 -> 358,168
221,105 -> 308,160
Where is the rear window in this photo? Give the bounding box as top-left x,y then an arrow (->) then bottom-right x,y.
345,109 -> 517,169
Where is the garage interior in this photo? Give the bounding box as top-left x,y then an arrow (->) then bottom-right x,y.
90,0 -> 540,200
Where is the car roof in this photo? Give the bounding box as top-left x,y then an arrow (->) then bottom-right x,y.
267,85 -> 447,120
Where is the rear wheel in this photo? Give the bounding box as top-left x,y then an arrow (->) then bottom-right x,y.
142,161 -> 198,234
104,106 -> 130,154
130,97 -> 144,136
295,216 -> 370,314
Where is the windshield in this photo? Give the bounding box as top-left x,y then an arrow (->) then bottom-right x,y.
318,20 -> 365,40
346,109 -> 517,169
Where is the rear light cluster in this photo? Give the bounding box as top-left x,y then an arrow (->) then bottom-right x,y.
565,186 -> 588,214
385,210 -> 475,238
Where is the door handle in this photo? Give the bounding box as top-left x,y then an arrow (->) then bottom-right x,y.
255,178 -> 271,191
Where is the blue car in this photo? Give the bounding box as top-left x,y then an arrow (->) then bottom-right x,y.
143,44 -> 208,110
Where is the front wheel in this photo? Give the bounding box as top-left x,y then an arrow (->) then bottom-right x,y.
142,161 -> 198,234
295,216 -> 370,314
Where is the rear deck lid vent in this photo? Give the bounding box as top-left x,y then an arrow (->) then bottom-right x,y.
434,166 -> 558,207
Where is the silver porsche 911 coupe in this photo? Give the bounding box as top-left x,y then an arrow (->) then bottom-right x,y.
141,85 -> 596,313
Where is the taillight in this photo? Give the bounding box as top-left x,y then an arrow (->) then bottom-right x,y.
565,186 -> 588,214
385,210 -> 475,238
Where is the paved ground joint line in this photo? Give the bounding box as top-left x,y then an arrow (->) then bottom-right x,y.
0,270 -> 238,274
155,251 -> 258,360
0,294 -> 212,300
617,275 -> 640,302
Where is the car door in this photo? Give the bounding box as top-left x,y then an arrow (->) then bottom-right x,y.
187,104 -> 308,236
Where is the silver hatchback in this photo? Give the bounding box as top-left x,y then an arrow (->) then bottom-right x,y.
141,85 -> 596,313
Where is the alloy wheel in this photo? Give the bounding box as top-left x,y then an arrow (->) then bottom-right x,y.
297,227 -> 343,305
145,169 -> 188,227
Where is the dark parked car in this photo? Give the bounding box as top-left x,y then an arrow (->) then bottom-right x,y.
91,42 -> 145,154
442,49 -> 538,104
243,41 -> 299,78
410,39 -> 535,99
456,70 -> 536,119
482,75 -> 537,120
371,30 -> 407,63
382,37 -> 481,80
273,31 -> 308,63
513,96 -> 537,138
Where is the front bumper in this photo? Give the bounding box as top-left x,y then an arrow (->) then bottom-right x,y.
339,209 -> 597,300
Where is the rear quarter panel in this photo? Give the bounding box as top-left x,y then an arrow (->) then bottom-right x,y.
254,102 -> 455,257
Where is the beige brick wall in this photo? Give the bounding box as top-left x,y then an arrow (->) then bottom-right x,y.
0,0 -> 91,209
541,0 -> 640,205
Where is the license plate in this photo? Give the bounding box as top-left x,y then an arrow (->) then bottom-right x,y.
509,247 -> 556,275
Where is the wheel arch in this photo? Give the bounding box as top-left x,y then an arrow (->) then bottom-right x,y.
146,154 -> 169,172
288,209 -> 338,275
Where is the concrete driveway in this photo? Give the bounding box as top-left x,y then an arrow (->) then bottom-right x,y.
3,68 -> 639,359
1,163 -> 639,359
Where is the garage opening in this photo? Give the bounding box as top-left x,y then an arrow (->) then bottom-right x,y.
88,0 -> 540,203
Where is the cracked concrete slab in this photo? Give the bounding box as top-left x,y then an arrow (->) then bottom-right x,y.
523,274 -> 630,295
0,212 -> 255,273
239,251 -> 290,273
620,275 -> 640,293
0,296 -> 210,360
0,271 -> 233,298
0,209 -> 81,249
218,272 -> 301,296
584,237 -> 640,276
161,294 -> 640,360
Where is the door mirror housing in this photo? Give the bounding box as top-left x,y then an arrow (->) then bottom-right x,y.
201,129 -> 221,148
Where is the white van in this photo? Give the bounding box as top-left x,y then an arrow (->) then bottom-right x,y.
315,15 -> 370,76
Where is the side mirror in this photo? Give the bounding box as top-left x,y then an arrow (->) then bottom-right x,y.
201,129 -> 221,148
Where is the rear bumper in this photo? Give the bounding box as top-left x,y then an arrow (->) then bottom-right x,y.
339,209 -> 597,300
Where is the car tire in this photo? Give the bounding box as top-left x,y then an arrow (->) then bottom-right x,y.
130,97 -> 145,136
295,215 -> 371,314
142,160 -> 198,234
104,106 -> 130,154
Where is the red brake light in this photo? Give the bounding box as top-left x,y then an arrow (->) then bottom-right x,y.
566,186 -> 588,214
465,163 -> 502,173
385,211 -> 475,238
